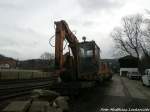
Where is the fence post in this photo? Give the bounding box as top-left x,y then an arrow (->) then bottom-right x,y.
18,71 -> 19,80
43,72 -> 44,79
0,71 -> 1,80
31,72 -> 33,79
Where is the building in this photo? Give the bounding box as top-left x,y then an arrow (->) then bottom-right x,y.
118,55 -> 138,76
17,59 -> 52,71
0,55 -> 16,69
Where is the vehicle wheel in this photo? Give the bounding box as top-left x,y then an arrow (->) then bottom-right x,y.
129,76 -> 131,80
142,83 -> 145,86
142,80 -> 145,86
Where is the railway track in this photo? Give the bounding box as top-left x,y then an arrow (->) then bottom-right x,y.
0,78 -> 56,101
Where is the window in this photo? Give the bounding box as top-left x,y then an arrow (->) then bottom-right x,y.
79,48 -> 93,57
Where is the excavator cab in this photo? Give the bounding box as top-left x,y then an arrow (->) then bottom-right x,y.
78,38 -> 100,80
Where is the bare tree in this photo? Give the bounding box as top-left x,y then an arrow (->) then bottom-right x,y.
111,14 -> 143,60
112,27 -> 132,57
40,52 -> 54,60
139,11 -> 150,69
141,14 -> 150,58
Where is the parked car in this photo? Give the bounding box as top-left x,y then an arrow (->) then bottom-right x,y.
127,71 -> 141,79
142,69 -> 150,86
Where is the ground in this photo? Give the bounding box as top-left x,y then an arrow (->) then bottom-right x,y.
70,74 -> 150,112
1,74 -> 150,112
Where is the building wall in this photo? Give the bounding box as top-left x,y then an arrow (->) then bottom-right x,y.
120,68 -> 138,76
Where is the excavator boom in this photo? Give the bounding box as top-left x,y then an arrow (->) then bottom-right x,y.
54,20 -> 79,78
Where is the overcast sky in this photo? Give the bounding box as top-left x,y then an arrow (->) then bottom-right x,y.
0,0 -> 150,60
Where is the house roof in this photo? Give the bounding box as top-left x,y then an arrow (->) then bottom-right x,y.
118,55 -> 138,61
118,55 -> 138,68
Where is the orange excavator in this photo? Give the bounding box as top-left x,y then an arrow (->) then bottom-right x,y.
51,20 -> 111,94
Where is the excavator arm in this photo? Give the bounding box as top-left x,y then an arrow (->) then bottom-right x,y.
54,20 -> 79,78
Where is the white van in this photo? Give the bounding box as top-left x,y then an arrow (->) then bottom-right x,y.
142,69 -> 150,86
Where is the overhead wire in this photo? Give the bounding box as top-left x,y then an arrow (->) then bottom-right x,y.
49,35 -> 55,47
49,24 -> 68,50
